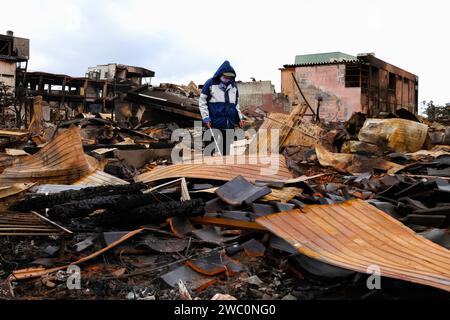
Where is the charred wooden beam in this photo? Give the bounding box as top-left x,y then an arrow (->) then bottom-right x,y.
95,199 -> 205,228
48,193 -> 159,220
10,182 -> 147,212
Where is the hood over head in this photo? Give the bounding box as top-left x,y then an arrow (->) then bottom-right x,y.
213,60 -> 236,80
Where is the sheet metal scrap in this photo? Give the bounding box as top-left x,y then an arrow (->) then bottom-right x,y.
315,144 -> 405,175
188,216 -> 265,231
72,170 -> 129,186
0,130 -> 30,138
0,211 -> 70,236
0,183 -> 35,199
0,126 -> 98,185
135,154 -> 293,183
256,199 -> 450,292
358,118 -> 429,153
215,175 -> 272,206
261,187 -> 301,203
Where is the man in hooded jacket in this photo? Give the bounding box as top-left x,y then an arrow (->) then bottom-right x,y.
199,60 -> 244,155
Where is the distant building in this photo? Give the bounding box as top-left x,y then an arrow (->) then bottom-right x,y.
86,64 -> 154,86
24,65 -> 154,110
0,30 -> 29,93
280,52 -> 418,122
236,80 -> 290,115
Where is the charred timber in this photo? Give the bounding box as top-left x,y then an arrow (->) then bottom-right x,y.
48,193 -> 159,220
95,199 -> 205,228
10,183 -> 147,212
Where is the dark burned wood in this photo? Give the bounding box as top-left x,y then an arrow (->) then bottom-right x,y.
95,199 -> 205,228
48,193 -> 159,220
24,142 -> 175,155
11,182 -> 147,212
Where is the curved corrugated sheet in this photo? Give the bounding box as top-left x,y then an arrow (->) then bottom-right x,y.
135,154 -> 293,183
0,126 -> 98,185
257,199 -> 450,292
73,170 -> 129,186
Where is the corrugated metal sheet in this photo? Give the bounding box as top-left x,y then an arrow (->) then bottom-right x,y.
283,52 -> 358,68
0,211 -> 67,236
294,52 -> 356,65
315,144 -> 405,175
0,129 -> 29,137
358,118 -> 429,153
0,127 -> 98,185
0,183 -> 35,199
73,170 -> 129,186
262,187 -> 301,203
135,154 -> 293,183
256,199 -> 450,292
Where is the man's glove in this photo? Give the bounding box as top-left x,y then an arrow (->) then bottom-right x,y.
203,118 -> 212,128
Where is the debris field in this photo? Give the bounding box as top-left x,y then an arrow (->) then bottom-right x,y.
0,87 -> 450,301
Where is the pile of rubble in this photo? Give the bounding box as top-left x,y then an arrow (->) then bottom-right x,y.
0,99 -> 450,300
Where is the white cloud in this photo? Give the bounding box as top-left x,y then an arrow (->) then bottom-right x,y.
0,0 -> 449,103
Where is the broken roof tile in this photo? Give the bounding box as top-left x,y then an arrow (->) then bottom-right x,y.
215,175 -> 272,206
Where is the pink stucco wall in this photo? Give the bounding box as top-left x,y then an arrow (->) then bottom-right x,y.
282,65 -> 361,122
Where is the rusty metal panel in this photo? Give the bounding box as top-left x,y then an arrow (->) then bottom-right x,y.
72,170 -> 129,186
135,154 -> 293,183
358,118 -> 429,153
315,144 -> 405,175
0,183 -> 35,199
0,127 -> 98,185
256,199 -> 450,292
0,211 -> 67,236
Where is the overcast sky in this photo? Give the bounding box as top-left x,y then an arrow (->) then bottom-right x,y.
2,0 -> 449,105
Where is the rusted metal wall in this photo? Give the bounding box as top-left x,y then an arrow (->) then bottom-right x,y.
360,54 -> 418,115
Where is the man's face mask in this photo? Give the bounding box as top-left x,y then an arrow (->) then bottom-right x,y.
220,76 -> 232,84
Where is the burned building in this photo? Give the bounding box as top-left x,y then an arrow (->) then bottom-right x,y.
21,64 -> 155,124
236,80 -> 290,116
0,30 -> 29,94
86,64 -> 155,86
280,52 -> 418,122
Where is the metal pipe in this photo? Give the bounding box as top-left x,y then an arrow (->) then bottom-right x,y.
291,72 -> 316,117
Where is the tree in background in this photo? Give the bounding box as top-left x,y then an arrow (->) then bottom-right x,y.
422,100 -> 450,123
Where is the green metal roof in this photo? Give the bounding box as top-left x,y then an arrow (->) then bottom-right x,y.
293,52 -> 357,65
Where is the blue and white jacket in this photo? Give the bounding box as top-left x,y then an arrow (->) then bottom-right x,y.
199,60 -> 243,129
